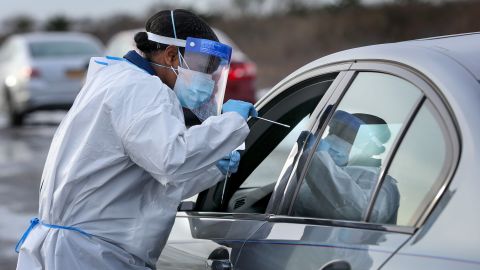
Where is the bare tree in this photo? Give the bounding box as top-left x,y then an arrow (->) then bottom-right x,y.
233,0 -> 266,15
87,14 -> 143,42
5,15 -> 35,33
45,15 -> 71,31
337,0 -> 362,8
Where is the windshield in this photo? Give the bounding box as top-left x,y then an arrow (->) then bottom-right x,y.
29,40 -> 101,58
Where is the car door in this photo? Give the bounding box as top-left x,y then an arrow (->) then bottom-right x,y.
235,63 -> 453,270
155,64 -> 351,269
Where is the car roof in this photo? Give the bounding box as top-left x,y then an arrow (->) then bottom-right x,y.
299,32 -> 480,81
405,32 -> 480,79
12,32 -> 101,43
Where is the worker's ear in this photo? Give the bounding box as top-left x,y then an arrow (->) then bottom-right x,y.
163,45 -> 180,67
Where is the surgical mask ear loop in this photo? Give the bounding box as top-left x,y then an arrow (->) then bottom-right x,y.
178,52 -> 190,70
170,66 -> 178,76
149,61 -> 178,76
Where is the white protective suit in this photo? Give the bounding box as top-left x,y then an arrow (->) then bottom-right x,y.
16,56 -> 249,269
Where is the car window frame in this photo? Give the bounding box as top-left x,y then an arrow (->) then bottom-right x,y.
272,60 -> 459,234
189,63 -> 353,218
196,73 -> 338,214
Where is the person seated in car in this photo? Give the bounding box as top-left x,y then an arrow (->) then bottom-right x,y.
293,110 -> 400,224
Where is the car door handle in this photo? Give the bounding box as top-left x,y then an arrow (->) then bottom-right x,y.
206,247 -> 232,270
206,259 -> 232,270
320,260 -> 351,270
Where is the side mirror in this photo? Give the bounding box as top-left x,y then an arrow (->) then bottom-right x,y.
177,201 -> 196,211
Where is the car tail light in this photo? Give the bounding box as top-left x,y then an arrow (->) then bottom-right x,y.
228,62 -> 256,81
23,67 -> 41,78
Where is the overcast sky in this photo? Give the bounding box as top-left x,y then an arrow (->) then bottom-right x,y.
1,0 -> 451,22
1,0 -> 399,21
0,0 -> 245,21
1,0 -> 160,20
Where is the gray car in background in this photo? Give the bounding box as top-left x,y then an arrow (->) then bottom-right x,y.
155,32 -> 480,269
0,32 -> 103,126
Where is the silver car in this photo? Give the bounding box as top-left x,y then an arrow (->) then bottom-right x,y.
0,32 -> 103,126
155,32 -> 480,269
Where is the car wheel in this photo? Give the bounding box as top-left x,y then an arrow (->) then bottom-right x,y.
4,89 -> 24,127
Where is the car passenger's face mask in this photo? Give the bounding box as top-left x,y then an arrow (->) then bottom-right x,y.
146,10 -> 232,121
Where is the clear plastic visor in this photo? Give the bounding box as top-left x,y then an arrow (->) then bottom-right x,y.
181,37 -> 232,120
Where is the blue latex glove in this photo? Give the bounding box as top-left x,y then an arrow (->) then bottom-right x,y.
216,151 -> 241,175
222,100 -> 258,120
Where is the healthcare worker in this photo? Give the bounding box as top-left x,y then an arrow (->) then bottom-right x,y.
293,111 -> 400,224
16,9 -> 256,270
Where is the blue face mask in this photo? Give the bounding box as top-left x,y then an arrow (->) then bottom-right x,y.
173,66 -> 215,110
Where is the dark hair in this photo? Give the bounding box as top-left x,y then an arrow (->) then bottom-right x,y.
134,9 -> 218,57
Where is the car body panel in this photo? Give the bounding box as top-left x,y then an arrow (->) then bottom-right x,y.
156,213 -> 267,269
381,246 -> 480,270
236,222 -> 410,270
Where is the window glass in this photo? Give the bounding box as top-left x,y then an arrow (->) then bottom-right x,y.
224,77 -> 337,213
29,41 -> 101,58
241,116 -> 310,189
370,102 -> 448,226
291,72 -> 422,222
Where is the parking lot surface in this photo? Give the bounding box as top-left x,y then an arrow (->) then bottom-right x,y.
0,112 -> 64,270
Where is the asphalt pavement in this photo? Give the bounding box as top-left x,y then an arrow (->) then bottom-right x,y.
0,112 -> 65,270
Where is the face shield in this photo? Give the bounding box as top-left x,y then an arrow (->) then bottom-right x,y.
176,37 -> 232,121
349,125 -> 386,162
146,11 -> 232,121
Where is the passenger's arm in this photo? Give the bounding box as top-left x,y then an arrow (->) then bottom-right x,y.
304,151 -> 370,220
369,176 -> 400,224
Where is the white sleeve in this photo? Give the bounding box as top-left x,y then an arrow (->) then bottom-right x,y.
180,165 -> 224,200
121,100 -> 249,186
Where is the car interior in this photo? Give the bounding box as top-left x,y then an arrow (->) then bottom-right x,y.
194,73 -> 339,214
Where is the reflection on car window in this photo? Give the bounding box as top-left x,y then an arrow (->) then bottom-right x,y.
240,117 -> 310,189
370,101 -> 448,226
292,72 -> 422,222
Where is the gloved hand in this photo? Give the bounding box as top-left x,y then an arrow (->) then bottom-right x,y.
222,100 -> 258,120
216,151 -> 241,175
